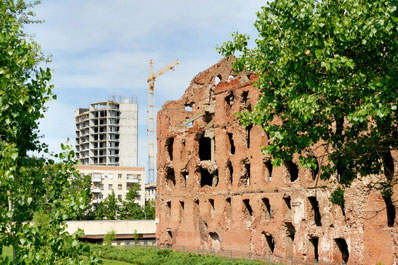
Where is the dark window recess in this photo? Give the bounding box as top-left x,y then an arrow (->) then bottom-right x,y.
285,160 -> 299,182
225,91 -> 235,106
264,160 -> 273,181
241,91 -> 251,110
181,171 -> 188,187
203,111 -> 214,123
166,201 -> 171,216
263,233 -> 275,253
226,197 -> 232,217
199,136 -> 212,161
383,195 -> 396,227
285,222 -> 296,241
167,230 -> 173,240
209,199 -> 215,218
246,124 -> 253,148
200,168 -> 218,187
194,199 -> 200,216
262,198 -> 272,219
308,196 -> 322,226
227,161 -> 233,184
228,133 -> 235,154
243,199 -> 253,216
240,160 -> 251,186
165,137 -> 174,161
309,237 -> 319,261
312,157 -> 319,180
335,238 -> 349,264
166,167 -> 176,186
284,196 -> 291,209
383,151 -> 395,181
179,201 -> 184,222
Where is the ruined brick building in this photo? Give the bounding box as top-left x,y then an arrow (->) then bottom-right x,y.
155,58 -> 398,264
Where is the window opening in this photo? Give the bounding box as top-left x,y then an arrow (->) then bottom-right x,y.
165,137 -> 174,161
179,201 -> 184,222
285,222 -> 296,241
240,159 -> 251,186
166,167 -> 176,187
214,75 -> 221,85
309,237 -> 319,261
181,171 -> 188,188
166,201 -> 171,217
225,197 -> 232,218
284,196 -> 291,219
262,232 -> 275,254
209,199 -> 215,218
200,168 -> 218,187
185,104 -> 193,112
246,124 -> 253,148
262,198 -> 272,219
285,160 -> 299,182
308,196 -> 322,226
227,160 -> 233,184
203,111 -> 214,123
243,199 -> 253,217
264,160 -> 273,181
199,135 -> 212,161
335,238 -> 349,264
383,151 -> 395,181
241,91 -> 251,110
383,195 -> 396,227
228,133 -> 235,154
225,91 -> 235,107
311,157 -> 320,180
209,232 -> 221,251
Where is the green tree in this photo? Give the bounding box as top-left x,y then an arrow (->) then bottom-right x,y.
218,0 -> 398,202
120,184 -> 144,220
0,1 -> 100,263
95,191 -> 120,220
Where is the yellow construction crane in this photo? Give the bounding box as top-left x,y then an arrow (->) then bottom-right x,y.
147,59 -> 179,184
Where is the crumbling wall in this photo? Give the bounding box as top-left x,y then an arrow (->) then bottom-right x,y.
156,58 -> 398,265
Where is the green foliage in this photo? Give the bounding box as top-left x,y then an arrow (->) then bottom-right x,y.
0,1 -> 100,264
330,187 -> 345,208
104,231 -> 116,246
218,0 -> 398,197
89,244 -> 264,265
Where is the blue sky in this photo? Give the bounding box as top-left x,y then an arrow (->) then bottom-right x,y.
26,0 -> 263,178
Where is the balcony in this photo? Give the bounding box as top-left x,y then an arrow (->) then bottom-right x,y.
126,176 -> 139,183
92,188 -> 101,193
92,174 -> 103,182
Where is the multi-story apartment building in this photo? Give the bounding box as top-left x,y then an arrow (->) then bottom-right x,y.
75,98 -> 145,205
145,183 -> 156,202
76,165 -> 146,206
75,98 -> 138,167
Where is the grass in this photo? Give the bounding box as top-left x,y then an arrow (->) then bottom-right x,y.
89,244 -> 265,265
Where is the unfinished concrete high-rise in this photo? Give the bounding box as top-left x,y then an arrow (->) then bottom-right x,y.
156,58 -> 398,265
75,98 -> 138,167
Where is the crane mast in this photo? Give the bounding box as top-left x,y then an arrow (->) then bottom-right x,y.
147,59 -> 179,184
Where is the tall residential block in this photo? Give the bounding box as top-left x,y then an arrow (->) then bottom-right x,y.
75,98 -> 138,167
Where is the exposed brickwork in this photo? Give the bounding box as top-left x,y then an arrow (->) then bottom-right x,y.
156,58 -> 398,264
